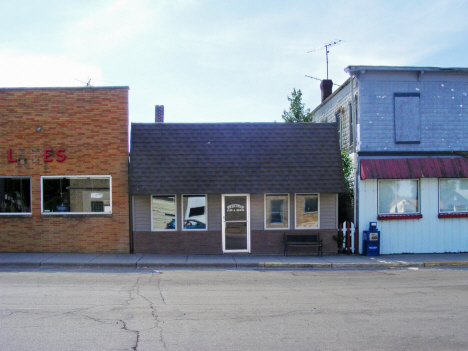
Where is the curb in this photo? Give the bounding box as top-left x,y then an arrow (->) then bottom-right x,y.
262,262 -> 332,269
0,262 -> 41,267
2,260 -> 468,270
136,262 -> 238,269
331,262 -> 424,268
424,261 -> 468,267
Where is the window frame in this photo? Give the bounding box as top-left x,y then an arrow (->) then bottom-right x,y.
41,175 -> 112,215
439,178 -> 468,215
377,179 -> 420,216
0,176 -> 32,216
181,194 -> 208,231
264,193 -> 290,230
151,194 -> 177,231
294,193 -> 320,229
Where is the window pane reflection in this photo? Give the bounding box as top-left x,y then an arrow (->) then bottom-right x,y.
296,194 -> 318,228
42,177 -> 111,214
0,178 -> 31,213
265,194 -> 288,229
378,180 -> 419,214
183,195 -> 207,230
152,195 -> 176,230
440,179 -> 468,213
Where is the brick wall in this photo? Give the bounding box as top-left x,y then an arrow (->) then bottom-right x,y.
133,231 -> 223,254
0,87 -> 129,253
251,229 -> 337,255
133,229 -> 338,255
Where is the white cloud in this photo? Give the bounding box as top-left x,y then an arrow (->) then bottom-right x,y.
63,0 -> 157,59
0,51 -> 102,87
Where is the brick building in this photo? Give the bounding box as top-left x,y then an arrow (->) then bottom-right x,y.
312,66 -> 468,254
0,87 -> 129,253
130,122 -> 345,255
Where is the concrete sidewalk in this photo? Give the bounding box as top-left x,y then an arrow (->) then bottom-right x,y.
1,252 -> 468,270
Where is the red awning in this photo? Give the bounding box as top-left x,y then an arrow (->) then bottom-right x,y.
360,158 -> 468,180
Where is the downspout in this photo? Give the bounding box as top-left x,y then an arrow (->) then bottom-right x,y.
128,152 -> 134,253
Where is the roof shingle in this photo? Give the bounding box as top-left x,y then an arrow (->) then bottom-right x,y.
130,123 -> 346,194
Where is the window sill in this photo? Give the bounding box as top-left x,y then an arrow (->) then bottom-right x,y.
438,213 -> 468,219
0,213 -> 32,218
378,214 -> 422,220
41,213 -> 112,217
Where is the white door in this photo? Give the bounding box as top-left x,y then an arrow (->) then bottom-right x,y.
222,194 -> 250,253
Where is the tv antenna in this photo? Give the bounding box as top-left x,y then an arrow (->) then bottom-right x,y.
75,78 -> 92,86
307,40 -> 343,80
305,75 -> 341,87
74,78 -> 114,87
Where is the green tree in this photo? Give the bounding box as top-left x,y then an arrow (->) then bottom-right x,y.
282,88 -> 314,123
339,148 -> 354,223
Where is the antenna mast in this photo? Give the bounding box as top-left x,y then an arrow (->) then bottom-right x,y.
307,40 -> 342,80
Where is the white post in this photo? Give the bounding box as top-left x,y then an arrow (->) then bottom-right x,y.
341,222 -> 347,250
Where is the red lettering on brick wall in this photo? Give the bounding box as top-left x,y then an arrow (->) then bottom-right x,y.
44,148 -> 53,162
56,148 -> 66,162
7,149 -> 17,162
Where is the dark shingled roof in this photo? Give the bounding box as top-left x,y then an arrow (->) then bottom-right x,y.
130,123 -> 346,194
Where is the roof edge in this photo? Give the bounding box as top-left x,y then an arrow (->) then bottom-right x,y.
0,86 -> 130,91
345,65 -> 468,74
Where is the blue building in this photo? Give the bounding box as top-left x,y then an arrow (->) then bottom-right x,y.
312,66 -> 468,254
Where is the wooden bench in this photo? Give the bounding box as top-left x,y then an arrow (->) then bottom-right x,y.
284,232 -> 323,256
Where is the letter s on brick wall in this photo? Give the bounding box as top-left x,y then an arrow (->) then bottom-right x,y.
56,148 -> 66,162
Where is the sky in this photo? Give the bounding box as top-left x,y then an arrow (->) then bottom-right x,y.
1,0 -> 468,124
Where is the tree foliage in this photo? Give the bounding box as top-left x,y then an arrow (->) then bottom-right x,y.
339,148 -> 354,223
281,88 -> 354,223
282,89 -> 314,123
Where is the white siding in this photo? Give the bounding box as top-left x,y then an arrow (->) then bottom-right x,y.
320,193 -> 338,229
359,178 -> 468,254
207,194 -> 222,231
250,193 -> 264,231
133,195 -> 151,231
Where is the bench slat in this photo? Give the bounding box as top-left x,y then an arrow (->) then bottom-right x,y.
284,232 -> 323,256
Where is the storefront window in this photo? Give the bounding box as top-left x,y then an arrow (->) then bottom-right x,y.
0,177 -> 31,214
265,194 -> 289,229
42,176 -> 111,214
378,179 -> 419,214
439,179 -> 468,213
182,195 -> 207,230
152,195 -> 176,230
295,194 -> 319,228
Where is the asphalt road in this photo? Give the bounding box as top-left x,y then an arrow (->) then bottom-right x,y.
1,268 -> 468,351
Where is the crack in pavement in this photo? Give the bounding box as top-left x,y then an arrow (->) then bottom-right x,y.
157,277 -> 167,306
135,273 -> 168,351
118,319 -> 140,351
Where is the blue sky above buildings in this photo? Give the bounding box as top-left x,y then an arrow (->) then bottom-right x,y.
1,0 -> 468,124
